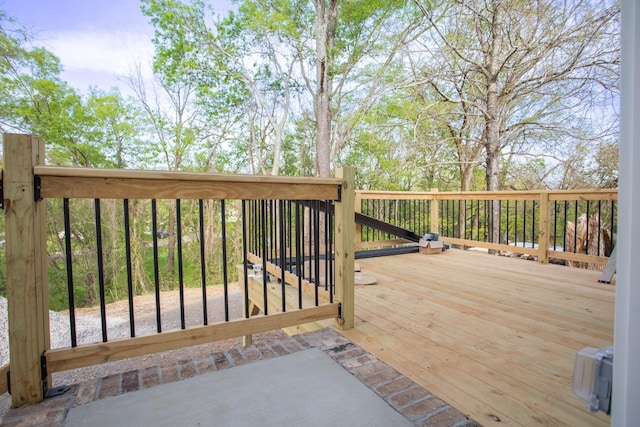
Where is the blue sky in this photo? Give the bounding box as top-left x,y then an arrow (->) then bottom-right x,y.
1,0 -> 234,94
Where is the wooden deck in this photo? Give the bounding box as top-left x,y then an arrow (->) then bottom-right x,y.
339,249 -> 614,427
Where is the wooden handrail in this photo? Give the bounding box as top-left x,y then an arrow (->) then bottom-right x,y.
35,165 -> 341,185
36,166 -> 341,201
357,189 -> 618,201
356,188 -> 618,265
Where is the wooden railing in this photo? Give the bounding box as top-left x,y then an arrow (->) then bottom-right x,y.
1,134 -> 354,407
356,189 -> 617,266
1,133 -> 616,409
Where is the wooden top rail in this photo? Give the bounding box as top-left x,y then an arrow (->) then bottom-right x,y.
357,189 -> 618,201
35,166 -> 342,201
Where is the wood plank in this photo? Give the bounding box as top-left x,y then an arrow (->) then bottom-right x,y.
35,165 -> 341,185
441,236 -> 539,255
246,253 -> 330,304
357,274 -> 611,375
356,189 -> 617,202
548,250 -> 609,266
345,306 -> 607,427
4,134 -> 48,406
245,275 -> 328,334
547,190 -> 617,201
340,250 -> 613,427
356,190 -> 437,200
335,167 -> 355,330
46,304 -> 339,373
39,175 -> 339,201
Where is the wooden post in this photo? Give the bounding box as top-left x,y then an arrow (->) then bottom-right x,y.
538,191 -> 550,264
334,167 -> 355,330
4,134 -> 50,406
430,188 -> 439,234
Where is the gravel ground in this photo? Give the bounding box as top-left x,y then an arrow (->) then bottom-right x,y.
0,286 -> 281,419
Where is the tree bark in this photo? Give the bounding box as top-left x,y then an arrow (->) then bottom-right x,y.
483,1 -> 504,246
315,0 -> 338,178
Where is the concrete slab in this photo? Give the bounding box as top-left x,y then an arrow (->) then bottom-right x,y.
64,348 -> 414,427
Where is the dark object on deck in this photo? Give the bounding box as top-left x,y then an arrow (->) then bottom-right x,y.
355,246 -> 420,259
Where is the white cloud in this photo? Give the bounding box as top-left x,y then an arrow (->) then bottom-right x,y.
46,29 -> 155,88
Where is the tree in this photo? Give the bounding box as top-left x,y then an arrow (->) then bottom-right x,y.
415,0 -> 619,242
142,0 -> 297,175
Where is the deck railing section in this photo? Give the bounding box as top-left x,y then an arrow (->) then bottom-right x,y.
354,191 -> 435,250
357,189 -> 617,266
245,200 -> 335,309
1,134 -> 354,407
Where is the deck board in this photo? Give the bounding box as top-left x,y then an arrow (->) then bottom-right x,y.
339,249 -> 614,427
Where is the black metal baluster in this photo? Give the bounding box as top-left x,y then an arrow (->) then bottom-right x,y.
296,201 -> 303,309
176,199 -> 185,329
470,200 -> 475,241
611,201 -> 616,248
324,200 -> 330,292
598,200 -> 602,256
151,200 -> 162,332
63,198 -> 77,347
253,200 -> 259,255
514,200 -> 518,247
94,199 -> 107,342
199,200 -> 208,325
531,201 -> 536,249
314,201 -> 320,306
457,199 -> 461,238
270,199 -> 275,262
279,200 -> 286,313
308,200 -> 313,279
586,201 -> 590,254
563,201 -> 568,252
221,200 -> 229,322
242,201 -> 250,319
123,199 -> 135,337
553,201 -> 558,251
574,201 -> 579,253
486,200 -> 490,242
288,201 -> 293,272
506,200 -> 510,245
523,201 -> 527,247
328,200 -> 334,301
261,200 -> 268,315
498,200 -> 502,243
300,202 -> 306,281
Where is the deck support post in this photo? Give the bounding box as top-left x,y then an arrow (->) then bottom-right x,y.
430,188 -> 439,235
4,134 -> 50,407
354,191 -> 362,251
537,192 -> 550,264
334,167 -> 355,330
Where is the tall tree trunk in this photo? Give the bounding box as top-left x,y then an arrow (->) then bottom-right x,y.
484,1 -> 503,247
315,0 -> 338,178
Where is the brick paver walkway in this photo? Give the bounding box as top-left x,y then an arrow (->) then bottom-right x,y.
1,329 -> 481,427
